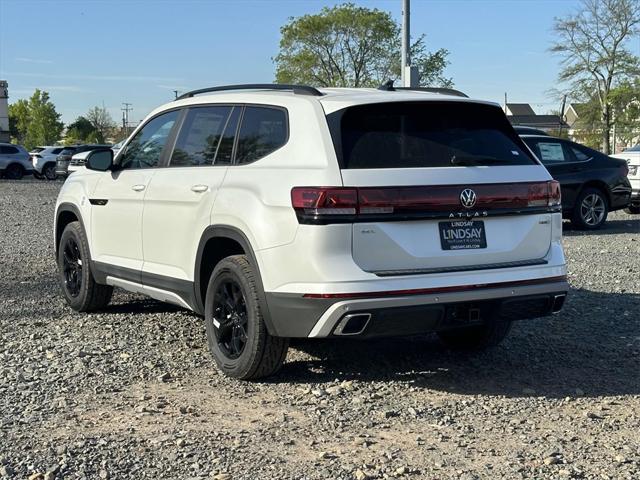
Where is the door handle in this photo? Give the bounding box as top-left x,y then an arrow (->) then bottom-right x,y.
131,184 -> 146,192
191,185 -> 209,193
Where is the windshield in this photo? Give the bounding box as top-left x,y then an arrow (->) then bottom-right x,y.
624,144 -> 640,152
330,101 -> 537,169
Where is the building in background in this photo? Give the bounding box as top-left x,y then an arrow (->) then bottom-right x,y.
0,81 -> 9,143
505,102 -> 568,133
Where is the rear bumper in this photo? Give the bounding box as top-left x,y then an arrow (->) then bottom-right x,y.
265,278 -> 569,338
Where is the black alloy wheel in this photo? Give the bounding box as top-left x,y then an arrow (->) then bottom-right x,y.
212,280 -> 249,359
43,163 -> 57,180
5,163 -> 23,180
579,192 -> 606,227
62,236 -> 83,298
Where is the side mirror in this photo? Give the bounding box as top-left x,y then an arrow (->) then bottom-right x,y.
85,148 -> 113,172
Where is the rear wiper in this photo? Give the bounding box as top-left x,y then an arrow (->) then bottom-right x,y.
451,155 -> 510,166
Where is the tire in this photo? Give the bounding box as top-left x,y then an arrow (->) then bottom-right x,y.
43,163 -> 57,180
437,319 -> 512,351
571,187 -> 608,230
205,255 -> 288,380
4,163 -> 24,180
625,205 -> 640,215
57,221 -> 113,312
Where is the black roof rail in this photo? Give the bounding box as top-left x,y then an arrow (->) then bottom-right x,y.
376,81 -> 468,98
378,79 -> 395,91
395,86 -> 469,98
176,84 -> 324,100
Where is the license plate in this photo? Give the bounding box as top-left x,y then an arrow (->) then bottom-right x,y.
439,220 -> 487,250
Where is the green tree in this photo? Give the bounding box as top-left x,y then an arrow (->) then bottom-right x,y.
9,90 -> 64,150
610,79 -> 640,147
551,0 -> 640,154
65,116 -> 98,144
274,3 -> 452,88
8,99 -> 30,145
85,105 -> 116,143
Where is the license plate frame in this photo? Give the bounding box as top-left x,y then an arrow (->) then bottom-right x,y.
439,220 -> 487,250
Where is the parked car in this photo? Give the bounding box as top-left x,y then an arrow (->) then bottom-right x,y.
0,143 -> 33,179
31,146 -> 65,180
67,150 -> 92,175
520,135 -> 632,229
54,84 -> 569,380
611,144 -> 640,214
56,144 -> 111,177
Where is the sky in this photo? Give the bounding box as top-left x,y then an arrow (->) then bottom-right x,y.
1,0 -> 637,125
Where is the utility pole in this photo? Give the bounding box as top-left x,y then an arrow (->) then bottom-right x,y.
401,0 -> 418,87
121,102 -> 133,134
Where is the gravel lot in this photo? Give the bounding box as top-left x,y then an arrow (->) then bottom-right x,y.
1,179 -> 639,480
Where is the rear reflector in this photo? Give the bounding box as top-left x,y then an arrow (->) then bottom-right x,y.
291,181 -> 562,224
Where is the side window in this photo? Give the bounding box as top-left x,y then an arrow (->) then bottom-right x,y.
235,107 -> 287,164
215,107 -> 241,165
119,110 -> 178,170
571,146 -> 591,161
0,146 -> 19,154
52,148 -> 64,155
535,141 -> 568,163
170,106 -> 232,167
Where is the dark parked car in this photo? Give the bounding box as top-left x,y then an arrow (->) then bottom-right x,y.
56,144 -> 111,177
512,126 -> 549,136
520,135 -> 632,229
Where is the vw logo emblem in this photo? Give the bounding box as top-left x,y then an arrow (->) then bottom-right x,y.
460,189 -> 477,209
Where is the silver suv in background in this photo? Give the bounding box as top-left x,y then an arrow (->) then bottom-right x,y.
55,144 -> 111,178
0,143 -> 33,179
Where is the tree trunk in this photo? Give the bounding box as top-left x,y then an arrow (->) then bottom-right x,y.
601,103 -> 611,154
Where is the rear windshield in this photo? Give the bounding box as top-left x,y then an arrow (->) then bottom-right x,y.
329,101 -> 537,169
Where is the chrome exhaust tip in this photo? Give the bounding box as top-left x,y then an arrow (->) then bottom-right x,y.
551,294 -> 566,314
333,313 -> 371,336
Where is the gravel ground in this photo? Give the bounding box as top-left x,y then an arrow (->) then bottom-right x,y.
1,179 -> 639,480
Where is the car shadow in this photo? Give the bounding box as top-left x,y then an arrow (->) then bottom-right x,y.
268,287 -> 640,399
562,216 -> 639,236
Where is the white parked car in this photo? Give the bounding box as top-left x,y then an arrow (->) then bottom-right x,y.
54,84 -> 569,379
612,144 -> 640,214
67,150 -> 91,175
31,146 -> 65,180
0,143 -> 33,179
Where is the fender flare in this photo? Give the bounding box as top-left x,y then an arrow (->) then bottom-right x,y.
193,225 -> 277,335
55,202 -> 89,255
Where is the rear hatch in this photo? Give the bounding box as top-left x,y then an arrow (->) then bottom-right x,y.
326,100 -> 559,274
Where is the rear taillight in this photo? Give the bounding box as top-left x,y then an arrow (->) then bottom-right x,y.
621,163 -> 629,177
292,182 -> 562,224
547,180 -> 561,207
291,187 -> 357,215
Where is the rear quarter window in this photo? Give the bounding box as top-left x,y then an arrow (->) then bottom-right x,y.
235,106 -> 288,164
329,101 -> 537,169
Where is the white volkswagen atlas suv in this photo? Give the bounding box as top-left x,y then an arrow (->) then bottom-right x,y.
54,84 -> 569,379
